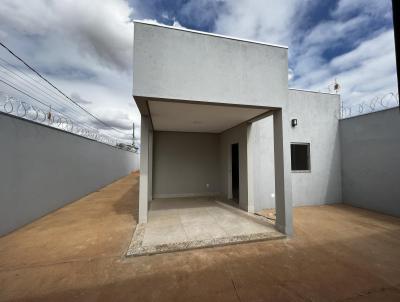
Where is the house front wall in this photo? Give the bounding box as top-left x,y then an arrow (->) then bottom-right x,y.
288,89 -> 342,207
133,21 -> 293,234
133,22 -> 288,108
251,90 -> 342,211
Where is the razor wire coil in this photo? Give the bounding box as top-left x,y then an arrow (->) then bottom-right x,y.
0,95 -> 119,146
340,92 -> 399,119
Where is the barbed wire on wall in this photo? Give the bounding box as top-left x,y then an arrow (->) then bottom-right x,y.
340,92 -> 399,119
0,41 -> 136,150
0,94 -> 119,146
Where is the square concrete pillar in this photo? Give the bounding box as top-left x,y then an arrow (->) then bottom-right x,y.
139,115 -> 151,223
148,129 -> 153,202
247,123 -> 255,213
273,109 -> 293,235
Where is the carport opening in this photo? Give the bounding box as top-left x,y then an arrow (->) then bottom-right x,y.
231,143 -> 239,202
143,99 -> 272,213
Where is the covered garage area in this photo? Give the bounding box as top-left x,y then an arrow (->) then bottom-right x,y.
132,21 -> 293,242
150,100 -> 268,206
129,97 -> 291,255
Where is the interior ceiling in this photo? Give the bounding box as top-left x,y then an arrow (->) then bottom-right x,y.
148,100 -> 269,133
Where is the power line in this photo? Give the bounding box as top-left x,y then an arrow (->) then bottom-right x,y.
0,59 -> 125,139
0,41 -> 128,135
0,57 -> 86,116
0,56 -> 98,121
0,60 -> 93,121
0,71 -> 102,134
0,76 -> 119,141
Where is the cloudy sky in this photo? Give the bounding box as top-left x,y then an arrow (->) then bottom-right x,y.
0,0 -> 397,142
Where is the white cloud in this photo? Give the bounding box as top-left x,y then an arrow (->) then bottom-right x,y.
0,0 -> 397,137
0,0 -> 138,143
178,0 -> 222,28
332,0 -> 392,19
288,68 -> 294,81
0,0 -> 133,72
214,0 -> 301,45
138,18 -> 185,29
290,10 -> 397,107
213,0 -> 397,108
330,31 -> 395,71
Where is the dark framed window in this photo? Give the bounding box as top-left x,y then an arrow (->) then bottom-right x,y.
291,143 -> 310,172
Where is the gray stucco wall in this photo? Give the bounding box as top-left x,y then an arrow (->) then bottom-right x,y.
251,90 -> 342,211
340,108 -> 400,217
133,22 -> 294,232
250,115 -> 275,211
219,123 -> 249,210
0,113 -> 139,236
288,90 -> 342,206
149,89 -> 342,212
152,131 -> 220,198
151,126 -> 249,210
133,22 -> 288,108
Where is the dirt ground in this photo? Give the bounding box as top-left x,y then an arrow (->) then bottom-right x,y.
1,172 -> 400,302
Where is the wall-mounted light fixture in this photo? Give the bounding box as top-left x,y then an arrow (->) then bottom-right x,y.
291,118 -> 298,127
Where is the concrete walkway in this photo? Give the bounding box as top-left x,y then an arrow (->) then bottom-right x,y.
1,172 -> 400,301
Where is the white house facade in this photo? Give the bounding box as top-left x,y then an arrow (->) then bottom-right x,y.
132,21 -> 342,236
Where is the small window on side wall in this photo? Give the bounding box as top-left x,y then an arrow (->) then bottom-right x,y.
291,143 -> 310,172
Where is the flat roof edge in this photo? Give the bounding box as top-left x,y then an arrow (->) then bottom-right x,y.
289,88 -> 340,96
133,20 -> 288,49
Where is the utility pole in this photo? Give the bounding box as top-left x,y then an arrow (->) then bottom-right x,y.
392,0 -> 400,110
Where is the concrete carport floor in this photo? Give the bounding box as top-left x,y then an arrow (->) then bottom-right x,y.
133,99 -> 292,253
127,197 -> 284,256
136,98 -> 289,227
1,172 -> 400,301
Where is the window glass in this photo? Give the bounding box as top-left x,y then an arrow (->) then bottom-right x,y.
291,143 -> 310,171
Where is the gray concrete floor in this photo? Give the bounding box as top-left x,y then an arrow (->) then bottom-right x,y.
147,197 -> 277,243
128,197 -> 283,255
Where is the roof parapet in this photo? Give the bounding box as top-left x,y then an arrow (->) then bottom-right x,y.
133,20 -> 288,49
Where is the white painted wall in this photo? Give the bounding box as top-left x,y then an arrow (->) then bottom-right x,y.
133,22 -> 293,233
150,89 -> 341,213
152,131 -> 220,198
250,115 -> 275,211
139,115 -> 152,223
288,90 -> 342,206
151,124 -> 250,211
133,22 -> 288,108
251,90 -> 342,211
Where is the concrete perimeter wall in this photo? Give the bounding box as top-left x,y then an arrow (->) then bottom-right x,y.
152,131 -> 220,198
0,113 -> 139,236
340,108 -> 400,217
